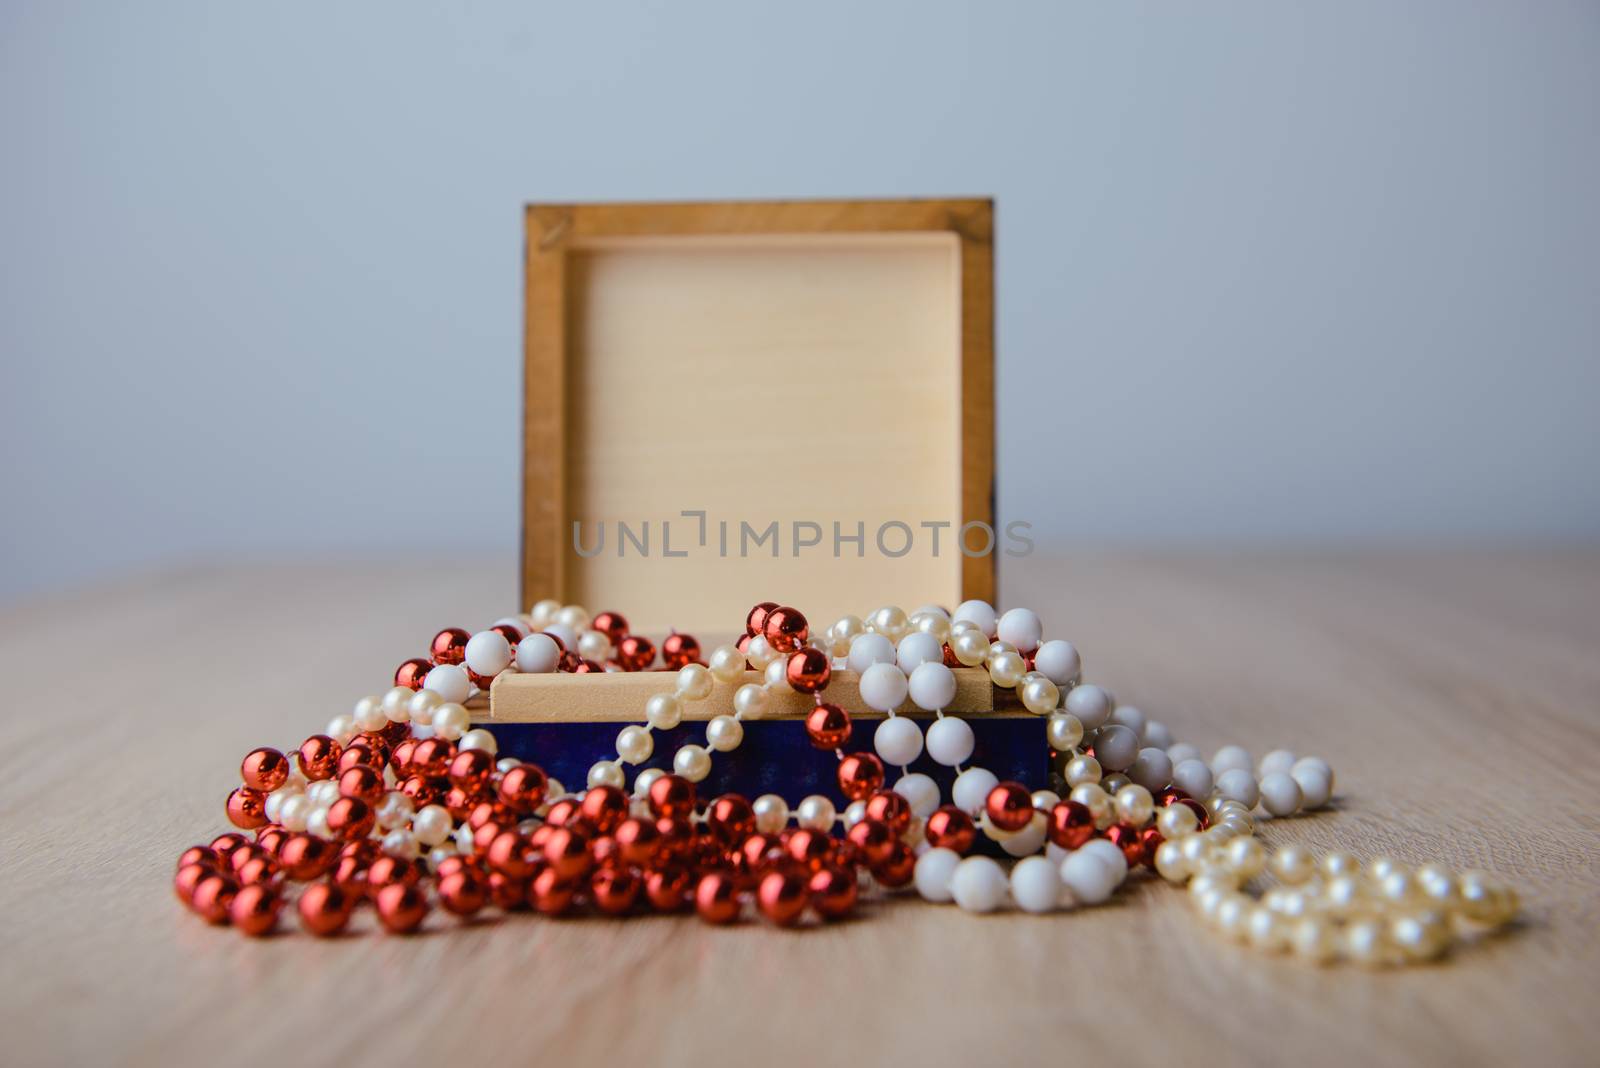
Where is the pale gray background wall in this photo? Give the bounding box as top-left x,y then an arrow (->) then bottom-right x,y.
3,0 -> 1598,602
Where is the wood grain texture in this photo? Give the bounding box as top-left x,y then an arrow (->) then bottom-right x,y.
521,198 -> 995,628
1,551 -> 1596,1067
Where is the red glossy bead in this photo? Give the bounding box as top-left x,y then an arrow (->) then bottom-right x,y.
177,845 -> 220,871
1047,800 -> 1095,849
375,882 -> 429,933
337,764 -> 384,804
864,791 -> 912,835
837,752 -> 885,801
579,785 -> 629,834
298,882 -> 352,936
1138,826 -> 1164,867
647,774 -> 696,820
235,855 -> 280,887
544,798 -> 581,828
229,883 -> 282,937
434,854 -> 483,881
591,866 -> 642,915
846,818 -> 895,865
401,774 -> 448,809
590,611 -> 629,644
616,635 -> 656,671
784,828 -> 835,871
225,786 -> 268,830
756,869 -> 808,926
445,784 -> 488,821
227,843 -> 269,873
174,862 -> 209,904
338,743 -> 387,776
498,764 -> 548,814
368,855 -> 425,892
296,736 -> 343,781
942,642 -> 960,668
379,720 -> 411,747
254,826 -> 288,857
389,738 -> 418,774
809,865 -> 858,919
430,627 -> 471,665
330,855 -> 369,898
394,657 -> 433,691
655,817 -> 696,861
745,601 -> 779,638
490,623 -> 523,647
1177,797 -> 1210,828
543,826 -> 593,880
705,794 -> 756,842
468,800 -> 512,830
486,831 -> 534,878
762,606 -> 809,654
805,703 -> 852,749
409,738 -> 456,777
645,865 -> 692,912
240,748 -> 289,792
530,868 -> 577,915
785,647 -> 832,694
695,871 -> 741,924
278,834 -> 336,880
985,781 -> 1034,833
447,748 -> 495,788
189,872 -> 238,924
661,632 -> 700,669
487,871 -> 528,910
613,817 -> 662,866
437,870 -> 488,916
872,841 -> 916,888
325,797 -> 375,840
1105,822 -> 1149,866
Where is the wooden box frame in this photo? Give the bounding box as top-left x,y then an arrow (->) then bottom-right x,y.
522,198 -> 994,632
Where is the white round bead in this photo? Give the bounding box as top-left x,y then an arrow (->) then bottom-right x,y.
1064,684 -> 1113,729
874,715 -> 924,767
1032,639 -> 1080,686
858,662 -> 909,713
1166,741 -> 1201,766
1258,749 -> 1297,778
1216,768 -> 1261,808
1212,745 -> 1254,775
672,745 -> 712,783
914,847 -> 962,902
1142,719 -> 1173,749
1092,724 -> 1140,771
422,664 -> 472,704
1079,837 -> 1129,884
895,631 -> 943,673
542,623 -> 578,652
951,766 -> 999,815
1059,850 -> 1119,905
950,856 -> 1008,912
999,815 -> 1049,857
925,716 -> 975,767
1109,705 -> 1146,738
464,631 -> 513,677
706,715 -> 743,752
1292,763 -> 1333,809
752,794 -> 788,833
1009,855 -> 1062,913
907,662 -> 957,712
846,632 -> 897,674
796,794 -> 836,830
1292,756 -> 1334,792
1171,758 -> 1213,799
951,599 -> 998,638
892,772 -> 941,818
1259,771 -> 1303,816
1128,747 -> 1174,793
995,608 -> 1043,653
616,724 -> 653,764
491,616 -> 529,639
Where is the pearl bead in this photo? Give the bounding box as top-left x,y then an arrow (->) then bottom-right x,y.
1065,754 -> 1102,787
529,599 -> 560,627
1322,850 -> 1359,878
987,650 -> 1027,688
1128,747 -> 1173,793
423,664 -> 472,704
645,693 -> 682,730
616,725 -> 653,764
464,630 -> 513,676
1258,772 -> 1303,816
587,760 -> 625,790
1020,677 -> 1060,715
673,745 -> 711,783
951,599 -> 997,638
433,702 -> 469,741
762,657 -> 792,692
1064,684 -> 1112,729
412,805 -> 452,846
707,644 -> 745,682
949,629 -> 989,667
1099,772 -> 1131,796
873,715 -> 924,766
631,767 -> 662,798
914,847 -> 962,902
744,634 -> 776,668
325,714 -> 356,745
895,631 -> 943,673
381,686 -> 413,722
1059,849 -> 1118,905
892,772 -> 940,818
1224,836 -> 1266,879
949,856 -> 1008,912
1273,844 -> 1316,884
925,716 -> 975,766
995,608 -> 1043,653
353,695 -> 387,733
907,662 -> 957,712
1215,768 -> 1260,808
908,610 -> 951,643
705,715 -> 743,752
858,662 -> 909,712
1211,745 -> 1253,775
1155,803 -> 1198,839
1008,855 -> 1061,913
1114,784 -> 1155,826
831,614 -> 866,646
846,632 -> 897,674
796,795 -> 835,830
732,684 -> 768,718
951,767 -> 1000,815
459,728 -> 497,753
407,688 -> 442,724
752,793 -> 788,834
1045,713 -> 1083,753
674,663 -> 713,700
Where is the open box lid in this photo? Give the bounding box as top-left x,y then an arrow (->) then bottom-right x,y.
521,198 -> 995,635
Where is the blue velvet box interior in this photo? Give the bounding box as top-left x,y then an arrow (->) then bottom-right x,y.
478,715 -> 1046,805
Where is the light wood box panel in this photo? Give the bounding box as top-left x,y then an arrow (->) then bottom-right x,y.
523,199 -> 994,634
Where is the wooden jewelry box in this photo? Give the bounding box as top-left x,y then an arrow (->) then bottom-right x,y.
480,197 -> 1038,800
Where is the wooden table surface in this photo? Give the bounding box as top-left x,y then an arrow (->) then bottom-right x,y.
3,552 -> 1597,1067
